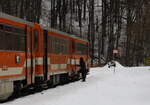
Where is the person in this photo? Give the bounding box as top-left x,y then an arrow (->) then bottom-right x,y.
79,57 -> 87,82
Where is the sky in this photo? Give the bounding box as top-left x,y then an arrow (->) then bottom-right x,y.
1,62 -> 150,105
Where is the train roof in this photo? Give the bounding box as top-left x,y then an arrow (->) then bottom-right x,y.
0,12 -> 34,27
0,12 -> 88,42
44,27 -> 88,42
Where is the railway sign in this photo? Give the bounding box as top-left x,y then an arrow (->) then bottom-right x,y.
113,49 -> 119,54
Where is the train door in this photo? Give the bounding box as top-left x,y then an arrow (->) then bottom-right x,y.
26,26 -> 34,85
31,29 -> 40,83
72,40 -> 76,66
26,26 -> 38,85
43,30 -> 48,81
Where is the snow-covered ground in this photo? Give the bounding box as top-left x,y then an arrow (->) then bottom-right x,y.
1,62 -> 150,105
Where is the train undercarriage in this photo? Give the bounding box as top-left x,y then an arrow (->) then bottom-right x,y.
0,71 -> 81,102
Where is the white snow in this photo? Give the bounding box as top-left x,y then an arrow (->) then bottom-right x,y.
1,62 -> 150,105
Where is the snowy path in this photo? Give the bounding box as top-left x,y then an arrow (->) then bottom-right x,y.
1,63 -> 150,105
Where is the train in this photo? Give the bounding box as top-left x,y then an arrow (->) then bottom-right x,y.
0,12 -> 89,101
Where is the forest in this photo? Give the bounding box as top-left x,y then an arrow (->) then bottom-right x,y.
0,0 -> 150,66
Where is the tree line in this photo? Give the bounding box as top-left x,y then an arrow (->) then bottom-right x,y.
0,0 -> 150,66
0,0 -> 42,23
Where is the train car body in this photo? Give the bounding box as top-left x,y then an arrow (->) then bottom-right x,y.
0,12 -> 89,101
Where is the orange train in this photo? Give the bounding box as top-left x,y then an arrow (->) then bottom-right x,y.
0,12 -> 89,101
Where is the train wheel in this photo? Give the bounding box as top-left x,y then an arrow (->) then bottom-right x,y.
59,73 -> 69,84
13,81 -> 24,98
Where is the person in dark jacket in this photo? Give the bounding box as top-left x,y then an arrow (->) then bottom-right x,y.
79,57 -> 87,82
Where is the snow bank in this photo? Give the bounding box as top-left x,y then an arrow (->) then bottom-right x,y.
101,61 -> 125,70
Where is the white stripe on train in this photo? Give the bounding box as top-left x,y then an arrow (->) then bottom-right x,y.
0,67 -> 23,76
51,64 -> 67,70
0,57 -> 79,77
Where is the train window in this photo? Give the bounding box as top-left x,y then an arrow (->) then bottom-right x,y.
34,30 -> 38,51
51,36 -> 55,53
57,38 -> 60,54
63,39 -> 68,54
0,32 -> 5,50
47,35 -> 51,53
51,36 -> 54,53
4,24 -> 25,35
54,37 -> 56,53
75,43 -> 87,55
51,36 -> 53,53
55,36 -> 60,54
27,30 -> 31,52
48,35 -> 69,54
0,23 -> 26,51
0,24 -> 4,30
20,36 -> 25,51
56,37 -> 59,54
14,27 -> 25,34
5,25 -> 12,32
60,38 -> 63,54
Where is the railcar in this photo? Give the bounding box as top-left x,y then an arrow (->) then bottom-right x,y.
0,12 -> 89,101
